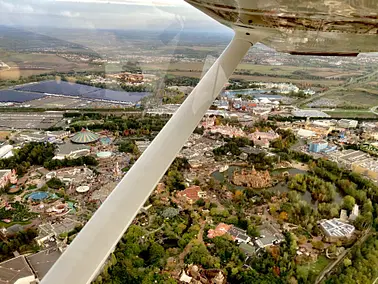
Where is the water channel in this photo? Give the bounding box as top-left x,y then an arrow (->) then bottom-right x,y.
211,166 -> 343,208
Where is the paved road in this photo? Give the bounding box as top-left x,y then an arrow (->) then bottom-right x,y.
315,247 -> 349,284
371,106 -> 378,116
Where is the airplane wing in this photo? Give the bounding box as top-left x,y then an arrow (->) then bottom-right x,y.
186,0 -> 378,55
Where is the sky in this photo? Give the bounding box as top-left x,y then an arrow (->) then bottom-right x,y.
0,0 -> 229,31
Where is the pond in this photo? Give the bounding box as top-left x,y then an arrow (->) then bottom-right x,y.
24,191 -> 59,202
26,191 -> 49,201
211,166 -> 303,190
211,166 -> 343,208
67,201 -> 76,213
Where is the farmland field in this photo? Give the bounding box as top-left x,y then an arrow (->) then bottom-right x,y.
169,71 -> 343,86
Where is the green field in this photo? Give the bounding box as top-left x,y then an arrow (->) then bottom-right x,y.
0,220 -> 32,228
325,111 -> 378,118
297,255 -> 331,278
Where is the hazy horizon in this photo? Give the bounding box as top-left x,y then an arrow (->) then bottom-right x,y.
0,0 -> 230,32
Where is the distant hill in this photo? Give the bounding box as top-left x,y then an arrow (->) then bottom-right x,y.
0,26 -> 88,52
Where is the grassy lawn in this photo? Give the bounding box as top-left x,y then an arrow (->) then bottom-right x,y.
297,255 -> 331,277
0,220 -> 32,228
325,111 -> 378,118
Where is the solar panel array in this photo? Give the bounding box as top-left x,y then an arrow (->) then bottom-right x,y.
14,80 -> 150,102
15,81 -> 99,96
0,90 -> 46,103
89,89 -> 150,103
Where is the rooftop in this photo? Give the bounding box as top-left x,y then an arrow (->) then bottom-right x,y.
176,186 -> 202,202
320,219 -> 355,237
228,226 -> 250,241
239,243 -> 256,256
255,225 -> 285,248
0,170 -> 11,179
38,219 -> 81,239
0,256 -> 34,284
70,129 -> 99,144
293,110 -> 330,118
6,224 -> 24,235
26,248 -> 62,280
207,223 -> 232,239
47,130 -> 70,136
57,142 -> 90,156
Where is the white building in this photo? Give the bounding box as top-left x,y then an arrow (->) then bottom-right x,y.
349,204 -> 359,221
19,132 -> 46,142
320,219 -> 355,239
338,119 -> 358,128
46,130 -> 70,140
292,110 -> 330,118
0,145 -> 13,159
340,210 -> 348,222
297,129 -> 316,138
53,143 -> 90,160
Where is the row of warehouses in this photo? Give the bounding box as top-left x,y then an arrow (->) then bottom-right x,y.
328,149 -> 378,180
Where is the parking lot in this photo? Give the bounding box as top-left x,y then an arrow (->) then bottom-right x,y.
0,112 -> 63,129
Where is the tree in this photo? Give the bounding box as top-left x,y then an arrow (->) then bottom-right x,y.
46,177 -> 65,189
342,195 -> 356,211
343,257 -> 352,267
185,243 -> 213,268
146,243 -> 165,267
195,198 -> 205,207
234,190 -> 244,202
165,170 -> 185,191
162,207 -> 179,218
279,211 -> 288,221
312,240 -> 325,250
193,179 -> 200,186
118,140 -> 139,154
247,224 -> 260,237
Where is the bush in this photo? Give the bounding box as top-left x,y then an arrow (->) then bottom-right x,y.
47,177 -> 65,189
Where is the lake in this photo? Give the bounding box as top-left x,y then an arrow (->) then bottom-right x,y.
211,166 -> 343,207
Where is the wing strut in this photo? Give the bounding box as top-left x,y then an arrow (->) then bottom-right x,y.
42,34 -> 251,284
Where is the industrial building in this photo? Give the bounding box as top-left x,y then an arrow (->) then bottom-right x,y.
337,119 -> 358,129
19,132 -> 47,142
309,140 -> 328,153
352,160 -> 378,180
292,110 -> 330,118
328,149 -> 372,169
297,129 -> 316,138
53,142 -> 90,160
320,219 -> 355,239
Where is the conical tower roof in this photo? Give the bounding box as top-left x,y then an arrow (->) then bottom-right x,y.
71,129 -> 99,144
